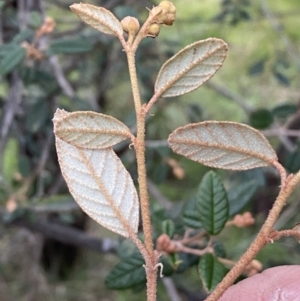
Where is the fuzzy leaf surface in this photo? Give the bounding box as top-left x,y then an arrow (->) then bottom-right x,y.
155,38 -> 228,98
105,252 -> 146,290
54,109 -> 132,149
168,121 -> 277,170
55,138 -> 139,237
197,171 -> 229,235
199,253 -> 227,292
70,3 -> 123,37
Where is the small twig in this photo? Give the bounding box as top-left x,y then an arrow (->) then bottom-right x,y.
181,231 -> 207,245
260,0 -> 300,69
262,128 -> 300,138
147,179 -> 173,210
175,243 -> 213,256
162,278 -> 183,301
263,123 -> 296,152
0,71 -> 22,157
49,56 -> 75,98
205,81 -> 252,114
268,229 -> 300,242
10,215 -> 119,254
146,140 -> 168,148
205,169 -> 300,301
272,161 -> 287,189
218,257 -> 236,267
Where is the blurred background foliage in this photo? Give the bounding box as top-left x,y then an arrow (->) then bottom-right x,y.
0,0 -> 300,300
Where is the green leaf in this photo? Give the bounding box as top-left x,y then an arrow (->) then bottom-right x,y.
28,11 -> 43,28
159,255 -> 176,277
272,103 -> 297,121
284,146 -> 300,173
199,253 -> 227,292
183,197 -> 202,229
162,219 -> 175,238
228,179 -> 258,216
105,252 -> 146,290
197,171 -> 229,235
0,44 -> 26,76
26,98 -> 49,133
213,240 -> 226,258
250,109 -> 274,129
47,37 -> 93,55
30,195 -> 76,212
3,138 -> 19,184
12,29 -> 34,44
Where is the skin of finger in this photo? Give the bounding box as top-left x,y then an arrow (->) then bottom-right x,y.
218,265 -> 300,301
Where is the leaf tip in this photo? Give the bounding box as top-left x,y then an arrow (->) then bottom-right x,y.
69,3 -> 80,13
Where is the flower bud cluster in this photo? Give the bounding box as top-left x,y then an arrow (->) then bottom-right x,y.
156,234 -> 176,253
121,16 -> 140,38
36,17 -> 56,38
233,212 -> 255,228
147,1 -> 176,38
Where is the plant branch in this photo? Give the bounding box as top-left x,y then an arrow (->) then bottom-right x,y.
49,56 -> 75,98
126,49 -> 157,301
260,0 -> 300,69
205,168 -> 300,301
0,71 -> 22,159
147,179 -> 173,210
9,214 -> 119,254
269,229 -> 300,242
162,277 -> 183,301
127,50 -> 153,256
205,81 -> 252,114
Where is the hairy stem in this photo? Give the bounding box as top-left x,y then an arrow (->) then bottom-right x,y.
206,167 -> 300,301
126,50 -> 157,301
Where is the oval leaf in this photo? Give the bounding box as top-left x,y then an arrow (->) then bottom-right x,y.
228,179 -> 258,216
55,138 -> 139,237
48,37 -> 93,55
54,109 -> 132,149
105,252 -> 146,290
162,219 -> 175,238
168,121 -> 277,170
183,197 -> 203,229
199,253 -> 227,292
0,44 -> 26,76
197,171 -> 229,235
70,3 -> 123,37
155,38 -> 228,98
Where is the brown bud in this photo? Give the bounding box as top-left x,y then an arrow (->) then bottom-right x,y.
158,1 -> 176,25
233,212 -> 255,228
121,16 -> 140,36
147,23 -> 160,38
150,6 -> 164,19
163,13 -> 176,26
159,1 -> 176,14
36,16 -> 56,38
156,234 -> 171,251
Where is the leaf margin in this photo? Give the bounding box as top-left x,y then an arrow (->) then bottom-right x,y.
168,121 -> 278,171
155,38 -> 228,98
54,109 -> 133,149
